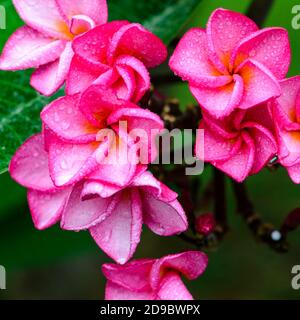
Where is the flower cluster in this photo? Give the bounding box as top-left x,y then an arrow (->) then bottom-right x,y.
170,8 -> 299,183
1,0 -> 208,300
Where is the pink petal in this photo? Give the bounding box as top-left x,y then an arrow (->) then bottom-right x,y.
231,28 -> 291,79
198,122 -> 242,162
90,190 -> 143,264
236,59 -> 281,110
277,130 -> 300,166
286,163 -> 300,184
108,107 -> 164,163
169,28 -> 232,87
9,134 -> 54,192
0,26 -> 66,70
102,259 -> 154,291
30,42 -> 74,96
142,193 -> 187,236
105,282 -> 155,300
206,8 -> 258,72
69,15 -> 95,35
28,187 -> 71,230
41,94 -> 97,143
66,55 -> 108,95
61,183 -> 111,230
56,0 -> 108,25
48,135 -> 107,187
82,180 -> 123,199
115,55 -> 150,102
214,132 -> 255,182
12,0 -> 68,39
157,272 -> 193,300
108,23 -> 167,68
150,251 -> 208,290
190,74 -> 243,118
72,21 -> 128,64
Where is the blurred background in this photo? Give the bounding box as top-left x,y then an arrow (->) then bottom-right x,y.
1,0 -> 300,299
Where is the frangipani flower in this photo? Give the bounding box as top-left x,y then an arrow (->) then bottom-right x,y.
0,0 -> 108,96
196,105 -> 277,182
102,251 -> 208,300
66,21 -> 167,102
62,171 -> 188,264
41,85 -> 164,188
9,134 -> 187,264
169,8 -> 290,118
271,76 -> 300,183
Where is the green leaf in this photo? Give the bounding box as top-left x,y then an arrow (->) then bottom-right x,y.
108,0 -> 201,44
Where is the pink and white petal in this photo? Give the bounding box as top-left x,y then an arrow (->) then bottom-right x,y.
9,134 -> 54,191
105,282 -> 155,300
286,163 -> 300,184
61,183 -> 111,230
142,193 -> 187,236
108,23 -> 167,68
0,26 -> 66,70
102,259 -> 154,292
48,136 -> 104,187
150,251 -> 208,290
190,74 -> 243,118
28,187 -> 71,230
41,94 -> 97,143
82,180 -> 123,199
237,59 -> 281,110
72,21 -> 128,63
169,28 -> 231,87
116,55 -> 150,102
30,42 -> 74,96
157,272 -> 193,300
206,8 -> 258,73
277,130 -> 300,166
214,132 -> 255,182
12,0 -> 69,39
231,28 -> 291,79
56,0 -> 108,25
90,190 -> 143,264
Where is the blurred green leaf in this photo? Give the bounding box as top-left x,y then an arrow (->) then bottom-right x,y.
108,0 -> 201,44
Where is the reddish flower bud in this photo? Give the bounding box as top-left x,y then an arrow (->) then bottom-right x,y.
195,213 -> 216,235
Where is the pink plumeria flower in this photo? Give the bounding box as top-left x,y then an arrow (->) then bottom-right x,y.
41,85 -> 164,188
9,134 -> 187,264
66,21 -> 167,102
102,251 -> 208,300
169,8 -> 290,118
196,105 -> 277,182
271,76 -> 300,183
0,0 -> 108,96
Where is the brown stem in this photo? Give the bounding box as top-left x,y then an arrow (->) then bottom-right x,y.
214,168 -> 228,232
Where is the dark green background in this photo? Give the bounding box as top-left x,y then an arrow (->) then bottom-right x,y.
0,0 -> 300,299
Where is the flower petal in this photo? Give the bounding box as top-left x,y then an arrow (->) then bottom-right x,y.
56,0 -> 108,25
9,134 -> 54,191
105,282 -> 154,300
231,28 -> 291,79
190,74 -> 243,118
108,23 -> 167,68
90,190 -> 143,264
236,59 -> 281,110
169,28 -> 231,87
28,187 -> 71,230
157,272 -> 193,300
206,8 -> 258,72
30,42 -> 74,96
41,94 -> 97,143
142,193 -> 187,236
61,183 -> 111,230
286,163 -> 300,184
12,0 -> 68,39
0,26 -> 66,70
